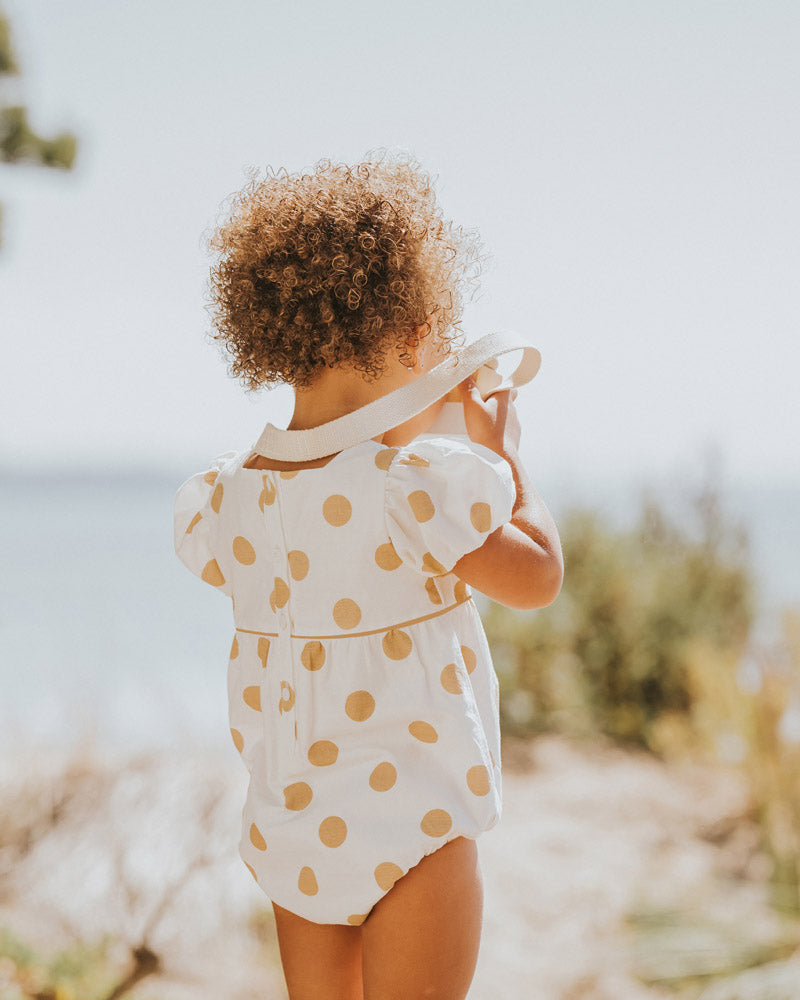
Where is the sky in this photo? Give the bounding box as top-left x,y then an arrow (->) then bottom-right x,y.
1,0 -> 798,490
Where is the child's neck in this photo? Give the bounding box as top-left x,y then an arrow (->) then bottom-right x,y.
248,351 -> 447,465
287,334 -> 450,443
240,333 -> 450,470
287,354 -> 418,433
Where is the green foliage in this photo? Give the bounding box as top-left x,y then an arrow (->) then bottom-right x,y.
0,927 -> 121,999
0,8 -> 78,248
485,480 -> 755,750
0,926 -> 36,968
624,904 -> 800,992
0,105 -> 77,168
0,13 -> 18,75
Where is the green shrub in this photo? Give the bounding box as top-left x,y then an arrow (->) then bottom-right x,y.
0,927 -> 119,1000
485,480 -> 755,751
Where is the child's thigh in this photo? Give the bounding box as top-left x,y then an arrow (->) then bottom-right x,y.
271,900 -> 364,1000
361,836 -> 484,1000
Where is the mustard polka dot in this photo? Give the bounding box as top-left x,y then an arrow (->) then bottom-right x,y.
323,494 -> 352,526
333,598 -> 361,630
345,690 -> 375,721
369,761 -> 397,791
185,512 -> 202,534
470,502 -> 492,533
319,815 -> 347,848
259,476 -> 276,510
257,636 -> 270,668
408,721 -> 438,743
203,470 -> 218,485
284,782 -> 313,811
347,913 -> 369,926
454,579 -> 469,603
230,728 -> 244,753
298,866 -> 318,895
232,536 -> 256,565
425,578 -> 443,605
308,740 -> 339,766
201,560 -> 225,587
467,764 -> 491,796
375,540 -> 402,571
278,681 -> 295,714
243,686 -> 261,711
242,685 -> 261,712
229,636 -> 239,660
280,470 -> 299,480
270,577 -> 290,611
374,447 -> 399,470
440,663 -> 464,694
301,640 -> 326,671
408,489 -> 435,523
400,452 -> 431,467
210,482 -> 224,513
250,823 -> 267,851
374,861 -> 404,891
422,551 -> 447,575
382,628 -> 412,660
461,645 -> 477,674
420,809 -> 453,837
244,861 -> 258,882
288,549 -> 309,580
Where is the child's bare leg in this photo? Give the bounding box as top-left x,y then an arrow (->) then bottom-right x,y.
361,836 -> 483,1000
271,900 -> 364,1000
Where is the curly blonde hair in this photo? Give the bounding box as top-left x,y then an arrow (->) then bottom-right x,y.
205,150 -> 485,389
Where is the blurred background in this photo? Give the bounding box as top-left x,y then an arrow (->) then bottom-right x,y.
1,1 -> 798,998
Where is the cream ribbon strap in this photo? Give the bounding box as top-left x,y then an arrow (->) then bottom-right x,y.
252,331 -> 541,462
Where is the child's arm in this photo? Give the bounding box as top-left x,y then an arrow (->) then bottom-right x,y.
451,381 -> 563,610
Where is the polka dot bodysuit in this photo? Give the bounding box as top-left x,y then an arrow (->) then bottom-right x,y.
173,435 -> 516,925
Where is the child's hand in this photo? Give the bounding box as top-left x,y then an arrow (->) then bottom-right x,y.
458,379 -> 521,457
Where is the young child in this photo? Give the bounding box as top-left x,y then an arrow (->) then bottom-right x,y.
174,151 -> 562,1000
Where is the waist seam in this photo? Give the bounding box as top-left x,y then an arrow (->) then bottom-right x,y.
235,592 -> 473,641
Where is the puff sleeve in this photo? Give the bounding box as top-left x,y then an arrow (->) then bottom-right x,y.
173,452 -> 237,594
384,437 -> 517,576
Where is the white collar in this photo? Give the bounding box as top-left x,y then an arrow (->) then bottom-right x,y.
252,331 -> 540,462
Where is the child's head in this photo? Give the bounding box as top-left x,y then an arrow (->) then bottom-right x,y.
205,150 -> 484,390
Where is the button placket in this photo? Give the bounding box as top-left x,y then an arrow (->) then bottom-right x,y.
267,471 -> 300,751
258,473 -> 279,767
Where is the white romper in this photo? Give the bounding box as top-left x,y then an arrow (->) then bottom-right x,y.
173,435 -> 516,925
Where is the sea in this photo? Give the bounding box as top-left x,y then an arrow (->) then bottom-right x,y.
1,468 -> 798,754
